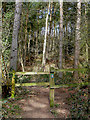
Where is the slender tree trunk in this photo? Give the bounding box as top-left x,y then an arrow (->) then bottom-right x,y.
49,2 -> 53,52
32,32 -> 35,53
10,1 -> 22,71
24,7 -> 29,66
74,0 -> 81,80
35,11 -> 39,57
65,22 -> 68,61
53,3 -> 56,51
56,27 -> 59,54
46,19 -> 49,58
59,0 -> 63,78
2,55 -> 8,81
19,11 -> 24,72
28,24 -> 31,62
42,2 -> 50,66
85,4 -> 88,63
35,31 -> 38,57
0,2 -> 2,93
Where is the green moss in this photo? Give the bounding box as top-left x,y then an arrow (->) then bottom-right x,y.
50,101 -> 54,107
51,67 -> 88,72
50,82 -> 89,89
15,82 -> 49,87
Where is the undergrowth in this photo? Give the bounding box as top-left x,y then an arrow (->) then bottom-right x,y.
68,87 -> 89,119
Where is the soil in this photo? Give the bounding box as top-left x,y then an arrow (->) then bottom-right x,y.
17,86 -> 74,118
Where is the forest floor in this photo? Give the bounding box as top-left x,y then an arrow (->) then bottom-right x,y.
16,86 -> 74,118
2,83 -> 88,119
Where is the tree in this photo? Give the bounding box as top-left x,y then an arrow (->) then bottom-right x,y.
59,0 -> 63,78
49,2 -> 53,52
24,4 -> 29,66
74,0 -> 81,80
42,2 -> 50,67
0,1 -> 2,100
85,4 -> 88,64
10,1 -> 22,71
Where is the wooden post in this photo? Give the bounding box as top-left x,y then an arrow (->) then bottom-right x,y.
11,72 -> 15,98
50,72 -> 54,107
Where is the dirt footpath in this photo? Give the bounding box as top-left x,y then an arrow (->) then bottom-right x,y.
18,86 -> 72,118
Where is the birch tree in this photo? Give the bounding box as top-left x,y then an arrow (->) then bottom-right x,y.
10,1 -> 22,71
59,0 -> 63,78
74,0 -> 81,80
42,2 -> 50,66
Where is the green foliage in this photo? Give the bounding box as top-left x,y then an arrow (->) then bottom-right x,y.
2,99 -> 21,118
54,72 -> 74,85
16,76 -> 32,83
55,103 -> 60,108
36,74 -> 49,82
68,87 -> 89,119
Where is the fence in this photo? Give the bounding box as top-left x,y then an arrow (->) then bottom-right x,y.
10,68 -> 89,107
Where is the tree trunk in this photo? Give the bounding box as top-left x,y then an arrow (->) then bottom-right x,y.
46,18 -> 49,58
85,4 -> 88,63
42,2 -> 50,66
65,21 -> 68,62
59,0 -> 63,78
49,2 -> 53,52
0,2 -> 2,91
35,31 -> 38,57
53,3 -> 56,51
19,10 -> 24,72
10,1 -> 22,71
24,6 -> 29,66
74,0 -> 81,80
32,32 -> 35,53
35,11 -> 39,57
28,24 -> 31,62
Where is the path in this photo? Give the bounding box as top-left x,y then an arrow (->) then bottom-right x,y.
18,86 -> 73,118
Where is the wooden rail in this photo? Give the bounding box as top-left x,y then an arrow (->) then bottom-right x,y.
50,82 -> 89,89
15,72 -> 50,75
50,68 -> 88,72
15,82 -> 49,87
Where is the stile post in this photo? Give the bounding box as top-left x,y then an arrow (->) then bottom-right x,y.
50,72 -> 54,107
11,72 -> 15,98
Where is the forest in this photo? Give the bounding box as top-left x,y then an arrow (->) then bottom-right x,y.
1,0 -> 89,119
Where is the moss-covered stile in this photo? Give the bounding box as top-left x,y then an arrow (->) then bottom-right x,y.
9,67 -> 89,108
50,72 -> 55,107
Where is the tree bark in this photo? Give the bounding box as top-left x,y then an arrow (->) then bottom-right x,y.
74,0 -> 81,80
59,0 -> 63,78
10,1 -> 22,71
